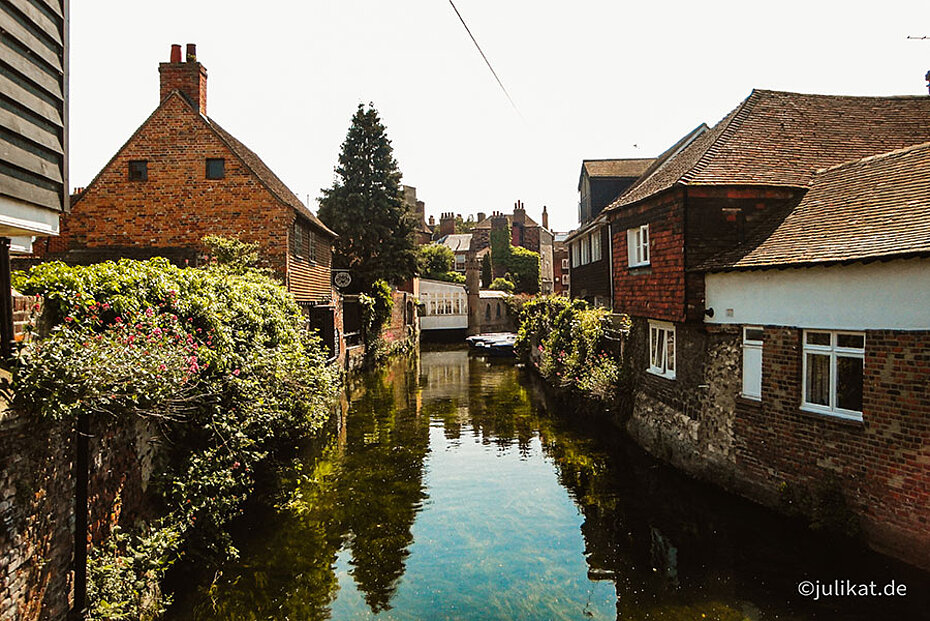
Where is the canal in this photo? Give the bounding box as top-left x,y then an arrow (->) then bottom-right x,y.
172,348 -> 930,620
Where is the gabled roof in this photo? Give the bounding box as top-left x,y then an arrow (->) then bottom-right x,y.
580,158 -> 655,183
702,141 -> 930,271
207,118 -> 336,237
473,213 -> 540,229
74,90 -> 336,238
438,233 -> 472,253
606,90 -> 930,213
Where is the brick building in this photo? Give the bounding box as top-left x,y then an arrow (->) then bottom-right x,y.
552,232 -> 570,295
471,201 -> 554,293
33,44 -> 340,353
604,89 -> 930,569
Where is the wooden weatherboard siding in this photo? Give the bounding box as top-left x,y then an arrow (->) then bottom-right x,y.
0,0 -> 68,213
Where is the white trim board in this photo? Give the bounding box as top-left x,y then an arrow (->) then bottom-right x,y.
705,258 -> 930,331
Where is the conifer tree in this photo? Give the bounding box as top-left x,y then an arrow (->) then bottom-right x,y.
318,104 -> 417,288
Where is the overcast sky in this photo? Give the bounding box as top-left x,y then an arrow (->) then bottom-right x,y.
70,1 -> 930,232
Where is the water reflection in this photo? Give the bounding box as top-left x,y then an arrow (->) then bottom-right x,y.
174,349 -> 930,620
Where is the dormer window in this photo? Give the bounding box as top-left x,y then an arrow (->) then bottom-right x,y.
206,158 -> 225,179
128,160 -> 148,181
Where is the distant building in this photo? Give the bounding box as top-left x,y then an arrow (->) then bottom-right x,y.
419,278 -> 468,339
552,232 -> 570,295
401,185 -> 433,245
437,233 -> 472,272
471,201 -> 554,294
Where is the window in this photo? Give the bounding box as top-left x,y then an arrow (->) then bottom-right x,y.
590,230 -> 602,262
742,327 -> 764,400
561,258 -> 569,270
648,321 -> 675,379
206,158 -> 225,179
802,330 -> 864,420
128,160 -> 147,181
561,274 -> 569,285
571,242 -> 580,267
581,235 -> 590,264
307,228 -> 317,263
627,224 -> 650,267
292,222 -> 304,258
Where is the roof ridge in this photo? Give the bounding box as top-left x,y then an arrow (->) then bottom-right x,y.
680,90 -> 759,185
816,140 -> 930,174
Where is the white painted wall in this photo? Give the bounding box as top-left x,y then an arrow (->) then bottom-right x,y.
705,258 -> 930,331
420,279 -> 468,331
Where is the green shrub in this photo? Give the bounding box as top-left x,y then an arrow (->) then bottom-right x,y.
12,255 -> 341,618
515,296 -> 628,401
489,277 -> 515,293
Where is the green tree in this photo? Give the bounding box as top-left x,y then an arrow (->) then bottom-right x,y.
416,244 -> 465,283
318,104 -> 417,288
480,254 -> 492,288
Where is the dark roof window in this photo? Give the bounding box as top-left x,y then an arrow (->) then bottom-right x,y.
206,158 -> 225,179
128,160 -> 148,181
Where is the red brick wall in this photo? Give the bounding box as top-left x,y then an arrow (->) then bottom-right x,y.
733,327 -> 930,567
610,190 -> 685,322
40,94 -> 293,278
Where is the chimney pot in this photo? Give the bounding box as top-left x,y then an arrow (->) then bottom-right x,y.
170,44 -> 182,63
186,43 -> 197,62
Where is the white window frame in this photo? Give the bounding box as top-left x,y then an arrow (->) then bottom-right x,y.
561,274 -> 569,285
591,229 -> 602,262
627,224 -> 650,267
581,235 -> 590,264
647,320 -> 675,380
801,330 -> 865,421
561,257 -> 569,270
741,326 -> 763,401
571,242 -> 580,268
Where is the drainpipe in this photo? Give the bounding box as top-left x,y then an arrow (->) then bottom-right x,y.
0,238 -> 13,360
71,410 -> 89,620
607,221 -> 614,312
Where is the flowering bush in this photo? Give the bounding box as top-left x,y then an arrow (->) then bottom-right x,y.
515,296 -> 629,402
12,255 -> 342,618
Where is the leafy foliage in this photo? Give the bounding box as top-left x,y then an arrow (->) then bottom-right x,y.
12,254 -> 342,618
416,244 -> 465,283
489,277 -> 515,293
487,223 -> 539,293
318,104 -> 417,288
480,254 -> 492,288
200,235 -> 261,274
515,296 -> 628,401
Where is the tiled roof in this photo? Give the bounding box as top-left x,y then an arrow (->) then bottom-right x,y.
208,118 -> 336,238
606,90 -> 930,212
439,233 -> 472,253
605,123 -> 711,210
473,213 -> 540,229
702,141 -> 930,270
582,158 -> 655,179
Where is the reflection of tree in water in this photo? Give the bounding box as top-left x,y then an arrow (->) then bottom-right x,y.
187,356 -> 430,619
335,358 -> 430,612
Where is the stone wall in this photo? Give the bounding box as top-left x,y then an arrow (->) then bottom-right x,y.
0,408 -> 158,620
625,319 -> 930,570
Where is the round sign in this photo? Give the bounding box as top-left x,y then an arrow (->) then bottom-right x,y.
333,271 -> 352,289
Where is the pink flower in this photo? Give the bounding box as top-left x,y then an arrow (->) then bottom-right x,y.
101,303 -> 110,311
114,316 -> 122,323
232,461 -> 240,470
64,316 -> 74,323
232,369 -> 240,376
145,307 -> 154,317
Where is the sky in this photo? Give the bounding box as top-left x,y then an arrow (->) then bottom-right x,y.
70,1 -> 930,232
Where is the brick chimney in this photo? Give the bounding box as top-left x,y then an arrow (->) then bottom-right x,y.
477,212 -> 486,223
542,205 -> 549,230
159,43 -> 208,115
512,200 -> 526,226
439,212 -> 456,236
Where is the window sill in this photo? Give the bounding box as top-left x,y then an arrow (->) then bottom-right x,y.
736,395 -> 761,409
646,368 -> 675,381
628,265 -> 652,275
797,406 -> 865,428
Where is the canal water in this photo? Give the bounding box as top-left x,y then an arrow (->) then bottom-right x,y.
173,349 -> 930,620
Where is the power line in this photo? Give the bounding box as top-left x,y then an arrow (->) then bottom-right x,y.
448,0 -> 521,117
